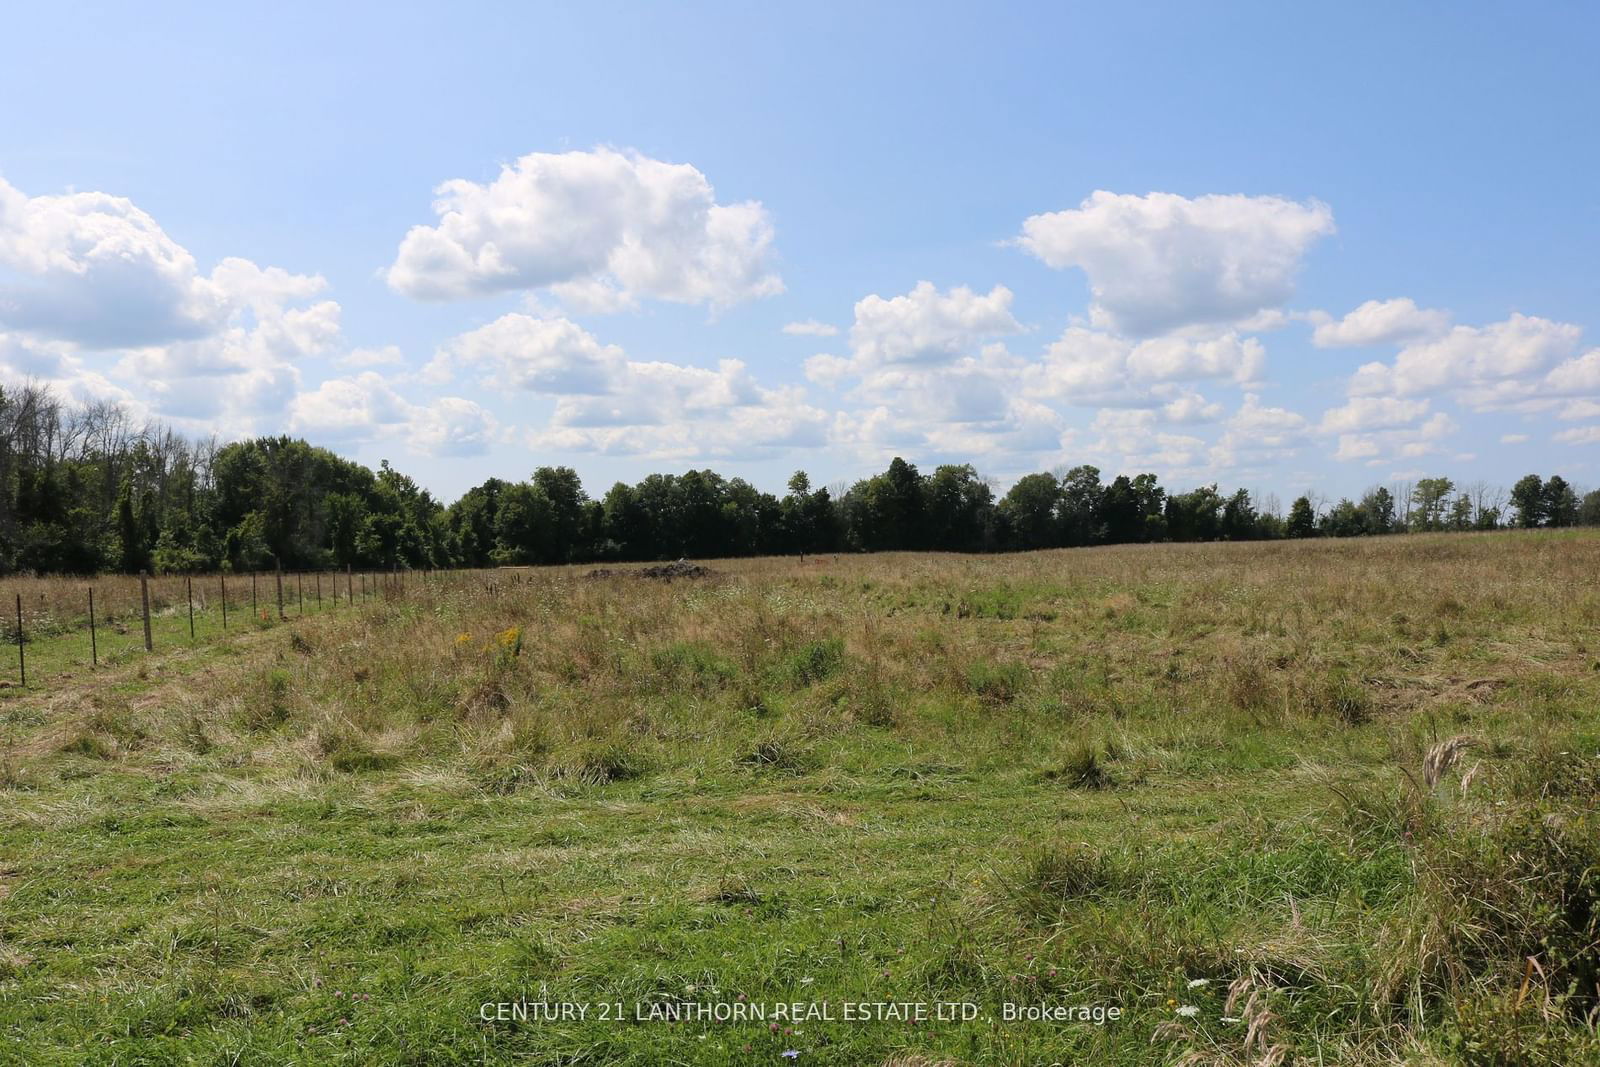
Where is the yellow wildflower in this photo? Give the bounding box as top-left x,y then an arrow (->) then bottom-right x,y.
495,626 -> 524,658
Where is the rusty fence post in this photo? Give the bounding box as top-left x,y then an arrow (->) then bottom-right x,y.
15,593 -> 24,688
88,586 -> 98,667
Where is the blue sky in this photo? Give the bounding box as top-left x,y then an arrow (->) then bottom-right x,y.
2,2 -> 1598,508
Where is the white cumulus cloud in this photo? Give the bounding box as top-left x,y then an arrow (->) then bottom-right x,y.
429,312 -> 623,393
848,282 -> 1020,367
1208,393 -> 1311,469
782,319 -> 838,337
1160,389 -> 1225,424
1543,349 -> 1600,395
409,396 -> 499,456
1333,411 -> 1458,464
1317,396 -> 1432,434
1089,407 -> 1208,472
1125,332 -> 1265,384
1349,313 -> 1583,400
1016,190 -> 1334,337
0,175 -> 365,434
815,282 -> 1054,455
1555,425 -> 1600,446
1312,297 -> 1450,348
434,313 -> 827,459
384,148 -> 783,311
115,267 -> 341,424
339,344 -> 405,368
289,372 -> 498,457
1027,327 -> 1264,405
0,176 -> 232,347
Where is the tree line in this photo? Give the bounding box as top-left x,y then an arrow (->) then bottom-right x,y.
3,384 -> 1598,575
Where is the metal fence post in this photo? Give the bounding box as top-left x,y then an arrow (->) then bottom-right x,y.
15,593 -> 24,688
221,573 -> 228,629
88,587 -> 98,667
140,571 -> 153,652
187,574 -> 195,641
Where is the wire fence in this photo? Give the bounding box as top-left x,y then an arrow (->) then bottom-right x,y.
0,567 -> 500,689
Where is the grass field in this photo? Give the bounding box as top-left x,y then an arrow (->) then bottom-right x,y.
2,533 -> 1599,1065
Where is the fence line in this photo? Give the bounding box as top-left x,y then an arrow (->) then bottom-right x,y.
3,567 -> 520,690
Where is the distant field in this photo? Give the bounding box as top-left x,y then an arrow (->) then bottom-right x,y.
2,533 -> 1598,1065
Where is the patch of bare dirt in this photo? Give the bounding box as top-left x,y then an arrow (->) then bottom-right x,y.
586,559 -> 716,581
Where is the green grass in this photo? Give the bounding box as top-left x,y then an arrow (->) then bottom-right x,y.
2,536 -> 1599,1064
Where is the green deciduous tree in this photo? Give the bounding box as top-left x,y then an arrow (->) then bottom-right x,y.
1543,475 -> 1578,527
1409,478 -> 1454,532
3,383 -> 1594,577
1511,474 -> 1546,528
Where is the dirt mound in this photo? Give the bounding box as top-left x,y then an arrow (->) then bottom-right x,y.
586,559 -> 715,581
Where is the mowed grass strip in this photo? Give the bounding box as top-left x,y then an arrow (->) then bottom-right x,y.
2,532 -> 1599,1064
